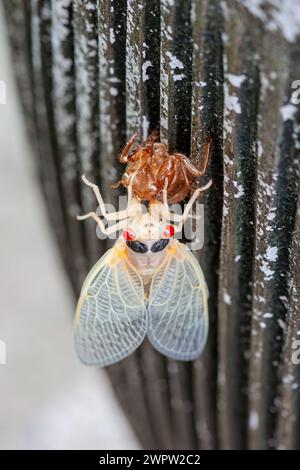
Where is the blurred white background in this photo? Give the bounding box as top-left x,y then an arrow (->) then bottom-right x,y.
0,7 -> 139,450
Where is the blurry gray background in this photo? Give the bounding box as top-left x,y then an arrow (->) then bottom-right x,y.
0,7 -> 138,450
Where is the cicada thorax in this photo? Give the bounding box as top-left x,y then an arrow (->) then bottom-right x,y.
118,133 -> 202,204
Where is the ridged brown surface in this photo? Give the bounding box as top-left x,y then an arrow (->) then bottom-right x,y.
4,0 -> 300,449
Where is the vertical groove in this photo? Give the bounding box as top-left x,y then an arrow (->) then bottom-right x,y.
73,0 -> 103,266
126,0 -> 173,449
275,41 -> 300,450
191,0 -> 223,450
30,0 -> 72,277
276,189 -> 300,449
160,0 -> 197,450
51,0 -> 87,291
160,0 -> 193,154
98,0 -> 126,213
143,0 -> 160,134
124,0 -> 158,448
217,3 -> 257,449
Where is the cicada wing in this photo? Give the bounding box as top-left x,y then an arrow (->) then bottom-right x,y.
147,242 -> 208,361
74,246 -> 147,366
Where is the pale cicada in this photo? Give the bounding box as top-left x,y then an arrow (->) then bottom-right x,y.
74,134 -> 212,366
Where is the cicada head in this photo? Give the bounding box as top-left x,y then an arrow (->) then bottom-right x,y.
120,207 -> 176,284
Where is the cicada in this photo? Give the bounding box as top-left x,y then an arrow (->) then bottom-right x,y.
74,134 -> 212,366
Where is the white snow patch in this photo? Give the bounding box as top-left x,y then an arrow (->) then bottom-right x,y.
227,73 -> 246,87
261,73 -> 275,98
283,374 -> 293,384
173,73 -> 185,81
281,103 -> 297,121
221,0 -> 230,21
233,181 -> 245,198
142,60 -> 152,82
257,141 -> 263,157
166,52 -> 184,70
267,211 -> 276,221
277,318 -> 286,330
142,115 -> 150,141
266,246 -> 278,262
109,87 -> 118,97
223,292 -> 232,305
249,411 -> 259,430
260,261 -> 274,281
263,313 -> 273,319
224,83 -> 242,114
109,27 -> 115,44
224,154 -> 233,166
240,0 -> 300,43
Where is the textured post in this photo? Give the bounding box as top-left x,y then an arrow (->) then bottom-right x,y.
3,0 -> 300,449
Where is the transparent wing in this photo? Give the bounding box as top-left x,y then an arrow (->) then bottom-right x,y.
147,242 -> 208,361
74,246 -> 147,366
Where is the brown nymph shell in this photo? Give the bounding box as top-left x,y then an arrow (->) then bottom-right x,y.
116,132 -> 211,204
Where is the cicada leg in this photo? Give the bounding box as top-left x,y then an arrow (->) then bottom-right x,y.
77,211 -> 107,232
198,131 -> 212,176
78,175 -> 140,236
81,175 -> 131,221
119,133 -> 137,163
161,178 -> 183,222
174,179 -> 212,233
77,211 -> 130,236
161,177 -> 212,229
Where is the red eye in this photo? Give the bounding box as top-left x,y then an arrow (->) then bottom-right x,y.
123,228 -> 136,241
163,224 -> 175,238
